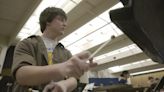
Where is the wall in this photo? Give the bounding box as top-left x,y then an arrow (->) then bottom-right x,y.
130,71 -> 164,87
0,45 -> 8,74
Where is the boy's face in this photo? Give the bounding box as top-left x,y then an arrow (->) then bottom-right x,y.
47,15 -> 67,36
125,73 -> 130,79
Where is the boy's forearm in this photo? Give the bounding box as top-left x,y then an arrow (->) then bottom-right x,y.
16,63 -> 68,86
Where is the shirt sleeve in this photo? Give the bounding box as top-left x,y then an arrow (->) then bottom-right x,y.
12,38 -> 36,79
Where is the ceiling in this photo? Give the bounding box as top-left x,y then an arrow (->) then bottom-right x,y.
0,0 -> 41,45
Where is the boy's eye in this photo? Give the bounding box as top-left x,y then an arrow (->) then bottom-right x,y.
57,16 -> 66,22
58,18 -> 64,21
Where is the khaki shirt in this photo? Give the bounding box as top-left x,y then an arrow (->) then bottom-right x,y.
12,35 -> 72,92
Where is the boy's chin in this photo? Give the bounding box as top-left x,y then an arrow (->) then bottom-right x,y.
57,31 -> 64,36
60,31 -> 64,35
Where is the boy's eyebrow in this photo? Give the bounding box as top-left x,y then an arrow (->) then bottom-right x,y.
56,15 -> 67,20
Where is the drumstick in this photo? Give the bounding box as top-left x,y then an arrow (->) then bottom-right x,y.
89,35 -> 115,60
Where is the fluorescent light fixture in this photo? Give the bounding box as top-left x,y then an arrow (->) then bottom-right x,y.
61,17 -> 108,47
72,0 -> 82,4
17,29 -> 35,40
66,23 -> 123,55
63,0 -> 77,13
60,2 -> 124,54
108,59 -> 157,73
109,66 -> 122,72
131,68 -> 164,76
120,59 -> 157,69
17,0 -> 82,40
94,44 -> 142,63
